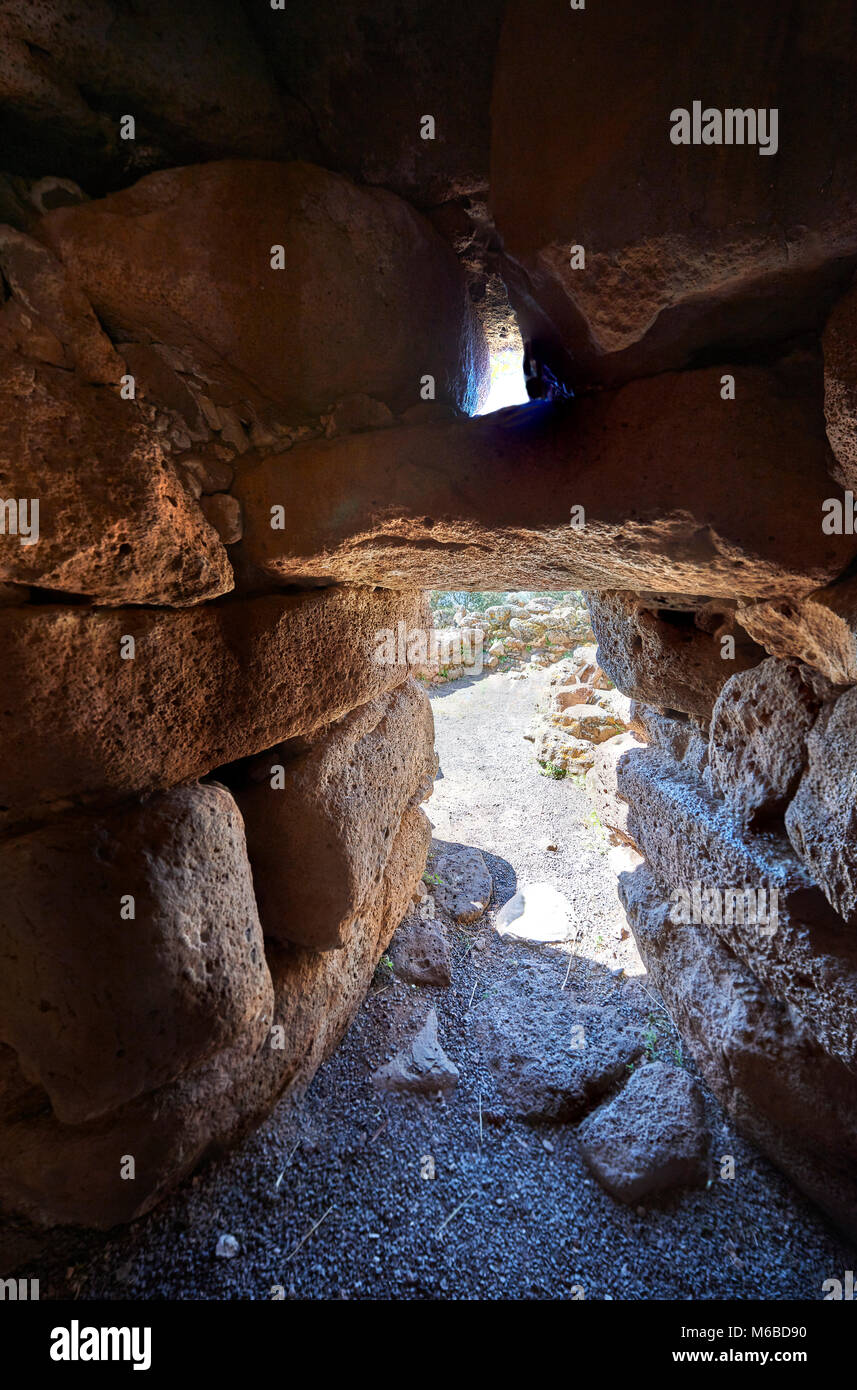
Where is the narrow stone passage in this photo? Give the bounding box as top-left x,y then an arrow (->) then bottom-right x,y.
21,670 -> 855,1300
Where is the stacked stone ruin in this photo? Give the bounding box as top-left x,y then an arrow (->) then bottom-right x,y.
2,0 -> 857,1242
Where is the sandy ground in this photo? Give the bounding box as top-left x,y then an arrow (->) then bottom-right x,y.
19,668 -> 857,1300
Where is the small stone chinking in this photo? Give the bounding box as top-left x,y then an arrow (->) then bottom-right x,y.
0,0 -> 857,1276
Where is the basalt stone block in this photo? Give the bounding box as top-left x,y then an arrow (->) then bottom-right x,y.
577,1062 -> 708,1203
0,784 -> 272,1124
737,576 -> 857,685
620,865 -> 857,1242
0,353 -> 232,605
823,275 -> 857,491
0,806 -> 429,1229
586,591 -> 764,719
471,965 -> 645,1123
235,678 -> 437,950
708,658 -> 834,827
620,746 -> 857,1063
42,160 -> 488,419
0,586 -> 431,826
0,226 -> 122,383
786,687 -> 857,923
232,365 -> 854,597
628,702 -> 709,775
492,0 -> 857,388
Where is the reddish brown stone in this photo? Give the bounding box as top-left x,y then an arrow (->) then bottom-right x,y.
0,784 -> 272,1124
0,586 -> 431,826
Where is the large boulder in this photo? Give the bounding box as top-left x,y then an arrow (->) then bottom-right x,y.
0,784 -> 272,1124
823,274 -> 857,490
234,679 -> 437,950
491,0 -> 857,387
231,364 -> 855,596
708,658 -> 834,826
620,746 -> 857,1064
0,586 -> 431,825
586,732 -> 645,847
786,687 -> 857,923
0,352 -> 232,604
620,865 -> 857,1242
0,225 -> 122,383
586,591 -> 764,719
41,160 -> 488,420
0,0 -> 287,187
0,805 -> 430,1229
471,965 -> 645,1122
737,575 -> 857,684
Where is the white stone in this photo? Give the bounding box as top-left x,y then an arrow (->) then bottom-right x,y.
494,882 -> 573,942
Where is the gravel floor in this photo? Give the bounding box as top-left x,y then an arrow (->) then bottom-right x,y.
18,667 -> 857,1300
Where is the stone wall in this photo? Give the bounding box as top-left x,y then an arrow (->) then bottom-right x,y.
0,154 -> 469,1229
4,0 -> 857,1247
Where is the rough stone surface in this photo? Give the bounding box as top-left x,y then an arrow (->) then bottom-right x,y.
234,679 -> 436,950
0,784 -> 272,1124
586,732 -> 645,847
42,161 -> 488,420
0,586 -> 431,825
786,687 -> 857,924
587,591 -> 764,719
492,0 -> 857,388
388,914 -> 451,988
620,865 -> 857,1241
472,972 -> 644,1123
621,746 -> 857,1063
577,1062 -> 708,1203
0,806 -> 429,1229
428,844 -> 492,924
0,0 -> 289,187
0,354 -> 232,604
823,274 -> 857,490
233,365 -> 853,597
0,225 -> 122,383
629,703 -> 709,775
737,577 -> 857,684
708,658 -> 834,826
371,1008 -> 458,1096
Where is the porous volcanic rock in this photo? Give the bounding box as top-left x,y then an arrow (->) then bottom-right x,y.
577,1062 -> 708,1203
0,784 -> 272,1124
472,968 -> 644,1122
232,365 -> 854,596
823,274 -> 857,490
620,865 -> 857,1242
786,687 -> 857,923
428,843 -> 492,924
234,678 -> 437,950
628,703 -> 709,775
586,732 -> 645,847
0,225 -> 122,383
0,586 -> 431,824
737,576 -> 857,684
586,591 -> 765,719
41,160 -> 488,419
620,746 -> 857,1064
0,806 -> 430,1229
0,0 -> 288,187
492,0 -> 857,388
708,658 -> 834,826
0,353 -> 232,604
